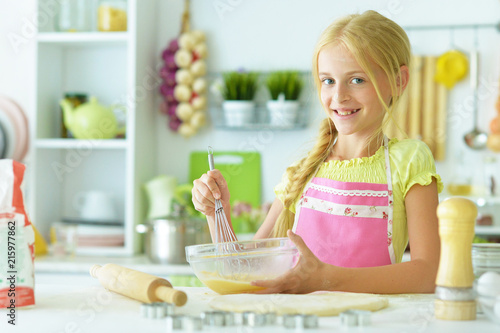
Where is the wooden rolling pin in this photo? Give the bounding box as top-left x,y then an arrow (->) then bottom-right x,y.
435,198 -> 477,321
90,263 -> 187,306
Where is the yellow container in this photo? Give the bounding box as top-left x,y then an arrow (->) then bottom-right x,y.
98,1 -> 127,32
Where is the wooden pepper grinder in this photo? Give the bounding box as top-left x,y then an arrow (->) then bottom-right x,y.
90,264 -> 187,306
435,197 -> 477,320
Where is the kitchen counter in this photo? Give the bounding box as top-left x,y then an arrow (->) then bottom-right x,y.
34,253 -> 413,277
1,272 -> 497,333
35,254 -> 194,277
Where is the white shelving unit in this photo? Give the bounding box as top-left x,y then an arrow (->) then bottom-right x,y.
30,0 -> 158,255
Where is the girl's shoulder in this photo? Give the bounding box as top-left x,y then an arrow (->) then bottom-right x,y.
389,138 -> 433,159
388,138 -> 437,173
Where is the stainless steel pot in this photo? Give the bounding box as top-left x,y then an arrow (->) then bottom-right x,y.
136,217 -> 210,264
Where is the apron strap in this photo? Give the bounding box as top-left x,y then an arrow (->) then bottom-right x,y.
383,136 -> 396,264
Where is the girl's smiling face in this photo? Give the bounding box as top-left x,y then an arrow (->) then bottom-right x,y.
318,43 -> 392,138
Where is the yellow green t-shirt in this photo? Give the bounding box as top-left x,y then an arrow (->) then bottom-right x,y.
274,138 -> 443,263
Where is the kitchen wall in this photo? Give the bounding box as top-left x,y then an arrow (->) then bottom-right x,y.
1,0 -> 499,205
156,0 -> 500,203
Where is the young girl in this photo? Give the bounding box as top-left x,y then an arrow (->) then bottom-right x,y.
192,10 -> 442,294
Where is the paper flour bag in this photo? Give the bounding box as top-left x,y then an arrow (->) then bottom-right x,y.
0,160 -> 35,313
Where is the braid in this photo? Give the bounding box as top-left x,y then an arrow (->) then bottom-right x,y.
272,118 -> 337,237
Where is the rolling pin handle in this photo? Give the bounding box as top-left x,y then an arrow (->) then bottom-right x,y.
90,264 -> 102,278
155,285 -> 188,307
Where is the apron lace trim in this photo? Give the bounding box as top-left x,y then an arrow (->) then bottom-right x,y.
308,183 -> 388,198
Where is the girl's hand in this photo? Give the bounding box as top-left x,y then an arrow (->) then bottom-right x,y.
250,230 -> 328,294
192,170 -> 230,217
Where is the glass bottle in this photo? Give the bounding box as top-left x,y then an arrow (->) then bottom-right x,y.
446,150 -> 473,196
97,0 -> 128,32
56,0 -> 89,32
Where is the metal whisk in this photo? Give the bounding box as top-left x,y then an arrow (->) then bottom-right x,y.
207,146 -> 238,245
208,147 -> 250,280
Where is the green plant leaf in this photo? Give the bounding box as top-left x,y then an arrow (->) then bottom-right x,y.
266,70 -> 303,101
222,71 -> 259,101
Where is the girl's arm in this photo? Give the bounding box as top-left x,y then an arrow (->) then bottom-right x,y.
333,179 -> 441,293
192,170 -> 235,242
252,179 -> 440,294
253,198 -> 285,239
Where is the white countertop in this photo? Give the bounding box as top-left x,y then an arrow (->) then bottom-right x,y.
1,272 -> 498,333
34,254 -> 195,277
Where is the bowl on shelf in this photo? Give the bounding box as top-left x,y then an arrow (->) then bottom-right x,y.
185,238 -> 298,294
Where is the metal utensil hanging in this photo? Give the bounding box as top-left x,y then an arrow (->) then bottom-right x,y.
464,28 -> 488,150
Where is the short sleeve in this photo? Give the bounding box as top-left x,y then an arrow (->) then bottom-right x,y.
394,140 -> 443,198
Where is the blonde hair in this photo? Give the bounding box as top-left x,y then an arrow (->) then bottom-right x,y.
271,10 -> 411,238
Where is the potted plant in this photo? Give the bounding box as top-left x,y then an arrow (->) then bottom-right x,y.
266,70 -> 303,127
221,71 -> 259,126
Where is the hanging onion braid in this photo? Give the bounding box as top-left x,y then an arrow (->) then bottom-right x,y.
271,118 -> 337,237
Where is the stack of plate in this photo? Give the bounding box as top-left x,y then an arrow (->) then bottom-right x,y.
57,218 -> 125,248
472,243 -> 500,278
0,95 -> 29,161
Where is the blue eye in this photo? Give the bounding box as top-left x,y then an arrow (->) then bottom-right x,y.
322,78 -> 334,85
351,78 -> 364,84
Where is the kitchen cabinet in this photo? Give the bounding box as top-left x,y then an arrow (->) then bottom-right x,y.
30,0 -> 158,255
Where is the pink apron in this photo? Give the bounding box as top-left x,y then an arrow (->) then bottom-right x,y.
292,137 -> 395,267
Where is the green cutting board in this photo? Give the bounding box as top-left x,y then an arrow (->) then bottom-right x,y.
189,151 -> 261,207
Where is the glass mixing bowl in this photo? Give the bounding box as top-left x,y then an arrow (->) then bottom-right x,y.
185,238 -> 299,294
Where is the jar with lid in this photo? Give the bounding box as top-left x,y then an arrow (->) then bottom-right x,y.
97,0 -> 128,32
56,0 -> 90,32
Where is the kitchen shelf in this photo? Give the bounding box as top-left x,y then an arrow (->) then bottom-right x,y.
214,123 -> 308,131
209,106 -> 309,131
207,71 -> 313,131
30,0 -> 158,256
35,254 -> 194,276
37,32 -> 129,46
440,195 -> 500,206
475,226 -> 500,236
35,138 -> 128,149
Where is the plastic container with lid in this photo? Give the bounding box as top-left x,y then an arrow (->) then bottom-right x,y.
97,0 -> 128,32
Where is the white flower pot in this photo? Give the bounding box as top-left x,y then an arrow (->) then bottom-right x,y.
222,101 -> 255,127
267,100 -> 300,127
